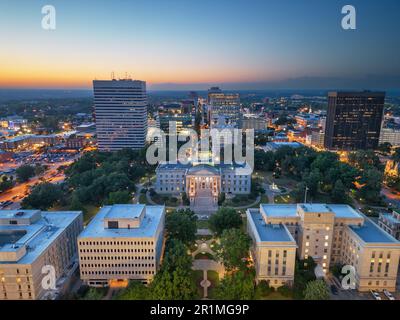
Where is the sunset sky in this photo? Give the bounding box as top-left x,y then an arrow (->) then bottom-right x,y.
0,0 -> 399,89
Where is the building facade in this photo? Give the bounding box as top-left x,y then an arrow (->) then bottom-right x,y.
324,91 -> 385,151
0,209 -> 83,300
155,163 -> 251,199
78,204 -> 165,287
93,79 -> 147,151
206,87 -> 242,128
379,210 -> 400,240
247,203 -> 400,291
379,126 -> 400,147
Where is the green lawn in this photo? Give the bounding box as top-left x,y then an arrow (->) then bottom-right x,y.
196,219 -> 209,229
274,194 -> 295,204
138,193 -> 149,204
50,204 -> 99,225
192,270 -> 204,298
207,270 -> 220,299
260,291 -> 293,300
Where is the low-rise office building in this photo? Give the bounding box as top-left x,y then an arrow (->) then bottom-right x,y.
0,209 -> 83,300
247,203 -> 400,291
78,204 -> 165,288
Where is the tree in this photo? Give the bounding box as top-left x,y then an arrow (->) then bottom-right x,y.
83,288 -> 105,300
303,280 -> 330,300
0,175 -> 13,192
212,269 -> 255,300
378,142 -> 392,155
116,281 -> 149,300
331,179 -> 346,203
105,190 -> 132,205
209,207 -> 242,236
69,194 -> 85,212
16,165 -> 35,182
215,228 -> 251,271
149,239 -> 198,300
21,183 -> 62,210
165,209 -> 197,245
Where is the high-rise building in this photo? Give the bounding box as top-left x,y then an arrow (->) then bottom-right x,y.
93,79 -> 147,151
206,87 -> 241,128
324,91 -> 385,150
0,209 -> 83,300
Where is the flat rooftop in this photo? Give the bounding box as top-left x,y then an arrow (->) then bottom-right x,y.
381,213 -> 400,225
261,204 -> 298,218
327,204 -> 363,219
260,204 -> 363,220
105,204 -> 145,220
0,210 -> 82,264
248,209 -> 296,243
79,205 -> 165,239
349,218 -> 400,244
300,204 -> 331,213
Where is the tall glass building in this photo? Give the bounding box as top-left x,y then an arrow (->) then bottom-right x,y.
324,91 -> 385,150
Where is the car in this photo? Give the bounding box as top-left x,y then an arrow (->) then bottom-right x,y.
383,289 -> 395,300
370,290 -> 381,300
330,285 -> 338,295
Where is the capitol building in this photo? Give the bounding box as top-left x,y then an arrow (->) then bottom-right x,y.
155,162 -> 252,214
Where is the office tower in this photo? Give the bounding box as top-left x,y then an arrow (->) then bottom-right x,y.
206,87 -> 241,128
247,204 -> 400,291
78,204 -> 165,287
93,79 -> 147,151
324,91 -> 385,150
0,209 -> 83,300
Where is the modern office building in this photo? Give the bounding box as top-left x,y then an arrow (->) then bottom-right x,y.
93,79 -> 147,151
378,210 -> 400,240
206,87 -> 242,128
247,204 -> 400,291
379,126 -> 400,147
242,114 -> 267,131
78,204 -> 165,287
324,91 -> 385,150
0,209 -> 83,300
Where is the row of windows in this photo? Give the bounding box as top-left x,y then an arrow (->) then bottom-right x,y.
79,240 -> 154,247
82,270 -> 154,275
80,248 -> 154,253
80,255 -> 155,261
82,263 -> 155,268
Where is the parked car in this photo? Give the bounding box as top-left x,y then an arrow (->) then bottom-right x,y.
370,290 -> 381,300
383,289 -> 395,300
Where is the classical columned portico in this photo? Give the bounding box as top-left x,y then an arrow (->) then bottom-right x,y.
185,165 -> 221,207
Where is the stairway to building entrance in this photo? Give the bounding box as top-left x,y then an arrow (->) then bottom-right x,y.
190,190 -> 218,216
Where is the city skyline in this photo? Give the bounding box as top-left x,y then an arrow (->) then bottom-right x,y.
0,0 -> 399,89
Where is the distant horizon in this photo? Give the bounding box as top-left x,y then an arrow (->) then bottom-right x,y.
1,0 -> 399,89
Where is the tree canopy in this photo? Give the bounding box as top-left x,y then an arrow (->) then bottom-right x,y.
209,207 -> 242,235
215,228 -> 251,271
165,209 -> 197,245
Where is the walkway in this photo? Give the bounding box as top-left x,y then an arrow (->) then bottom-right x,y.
191,239 -> 225,299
